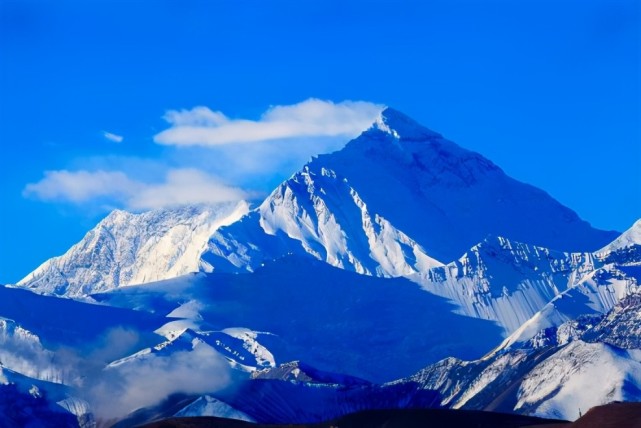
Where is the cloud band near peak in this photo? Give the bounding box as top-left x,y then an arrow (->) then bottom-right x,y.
153,98 -> 384,146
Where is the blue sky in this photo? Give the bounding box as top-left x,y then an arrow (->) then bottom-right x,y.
1,0 -> 639,283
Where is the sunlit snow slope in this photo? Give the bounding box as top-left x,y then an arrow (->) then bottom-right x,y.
18,202 -> 249,297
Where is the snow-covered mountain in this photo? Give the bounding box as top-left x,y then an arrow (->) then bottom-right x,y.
412,232 -> 641,336
391,242 -> 641,421
202,108 -> 617,276
17,108 -> 617,298
18,201 -> 249,297
5,107 -> 638,426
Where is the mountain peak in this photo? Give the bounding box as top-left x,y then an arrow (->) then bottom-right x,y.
371,107 -> 441,141
17,201 -> 249,296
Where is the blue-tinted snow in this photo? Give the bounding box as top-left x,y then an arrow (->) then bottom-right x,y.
93,256 -> 503,383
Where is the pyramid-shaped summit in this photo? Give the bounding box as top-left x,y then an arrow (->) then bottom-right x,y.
201,108 -> 619,275
334,107 -> 504,189
369,107 -> 442,140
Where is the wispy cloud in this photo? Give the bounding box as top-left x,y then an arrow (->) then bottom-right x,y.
154,99 -> 383,146
24,168 -> 249,210
129,168 -> 249,210
25,99 -> 383,212
23,170 -> 141,203
103,131 -> 124,143
87,341 -> 231,419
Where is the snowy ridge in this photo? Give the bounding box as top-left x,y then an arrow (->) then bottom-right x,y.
414,236 -> 602,334
110,325 -> 275,374
583,293 -> 641,349
203,165 -> 443,277
394,339 -> 641,422
496,261 -> 640,349
515,341 -> 641,421
18,201 -> 249,297
599,219 -> 641,253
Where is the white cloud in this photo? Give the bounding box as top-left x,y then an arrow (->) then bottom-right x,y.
154,98 -> 384,146
26,99 -> 384,213
24,168 -> 249,210
128,168 -> 249,210
23,170 -> 141,203
103,131 -> 124,143
87,343 -> 231,419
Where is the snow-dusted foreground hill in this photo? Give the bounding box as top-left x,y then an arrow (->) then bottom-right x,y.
389,240 -> 641,422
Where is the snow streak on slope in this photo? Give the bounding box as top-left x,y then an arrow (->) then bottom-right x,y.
18,201 -> 249,297
413,236 -> 601,334
412,229 -> 641,337
488,239 -> 641,347
497,263 -> 639,348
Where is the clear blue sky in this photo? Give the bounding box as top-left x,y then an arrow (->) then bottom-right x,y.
1,0 -> 639,284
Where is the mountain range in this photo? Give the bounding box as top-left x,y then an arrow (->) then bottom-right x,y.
3,108 -> 639,427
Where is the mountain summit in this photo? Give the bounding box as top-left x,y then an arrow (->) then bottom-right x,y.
202,108 -> 618,274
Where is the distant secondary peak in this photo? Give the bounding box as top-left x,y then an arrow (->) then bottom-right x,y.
599,218 -> 641,252
372,107 -> 442,141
